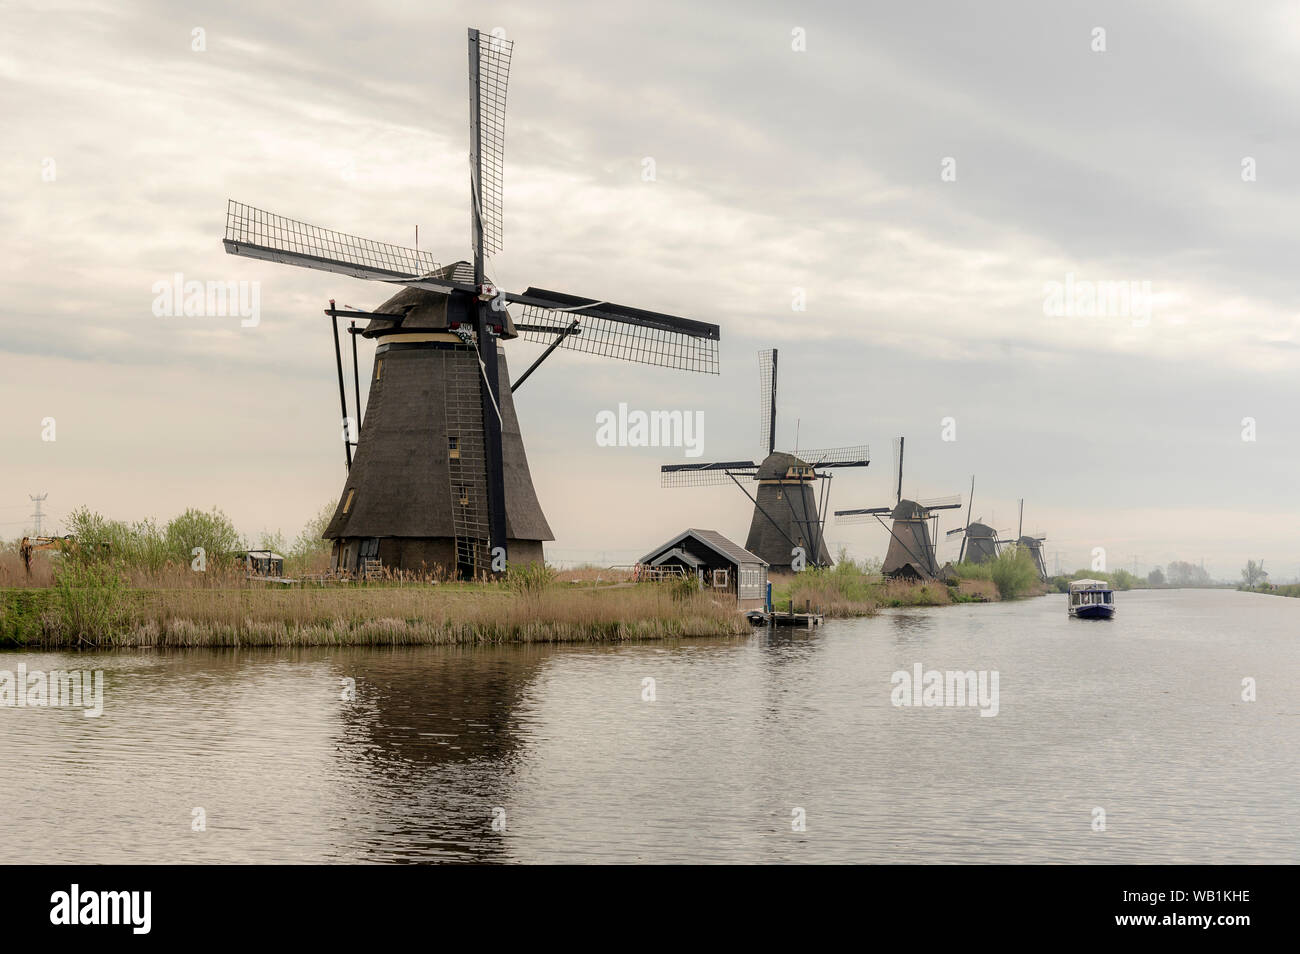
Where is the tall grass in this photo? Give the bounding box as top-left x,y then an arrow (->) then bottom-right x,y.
1,582 -> 748,649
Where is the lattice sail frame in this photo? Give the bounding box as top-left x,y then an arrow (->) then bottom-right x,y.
474,30 -> 512,256
796,445 -> 871,467
834,509 -> 886,525
916,494 -> 963,510
516,304 -> 719,373
224,201 -> 444,280
758,349 -> 776,456
660,462 -> 759,488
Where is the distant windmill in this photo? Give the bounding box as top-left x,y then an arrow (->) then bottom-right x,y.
660,349 -> 869,571
222,27 -> 721,579
1009,498 -> 1049,581
834,437 -> 962,580
945,477 -> 1003,564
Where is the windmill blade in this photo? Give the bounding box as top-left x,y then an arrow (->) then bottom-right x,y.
759,349 -> 777,457
945,526 -> 967,537
661,461 -> 758,487
469,28 -> 512,257
834,507 -> 892,524
917,495 -> 963,510
798,445 -> 870,468
223,200 -> 463,288
510,289 -> 719,373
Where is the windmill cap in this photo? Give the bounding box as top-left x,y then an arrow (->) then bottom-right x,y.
756,451 -> 814,479
362,262 -> 517,339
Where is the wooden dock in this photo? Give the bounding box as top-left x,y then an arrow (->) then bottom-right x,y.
746,603 -> 825,628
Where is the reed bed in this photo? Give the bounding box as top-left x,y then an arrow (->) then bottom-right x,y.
0,583 -> 748,649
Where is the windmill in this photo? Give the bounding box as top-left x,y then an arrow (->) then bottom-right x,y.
945,476 -> 1004,564
660,349 -> 869,571
1009,498 -> 1049,581
834,437 -> 961,580
222,28 -> 720,579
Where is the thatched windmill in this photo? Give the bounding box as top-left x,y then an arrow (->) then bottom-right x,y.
945,477 -> 1004,564
660,349 -> 869,571
1010,499 -> 1049,580
834,437 -> 961,580
222,28 -> 720,578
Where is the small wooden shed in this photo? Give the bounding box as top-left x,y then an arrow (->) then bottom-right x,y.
638,528 -> 769,610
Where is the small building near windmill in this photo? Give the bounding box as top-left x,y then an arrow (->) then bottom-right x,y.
638,529 -> 769,610
236,549 -> 285,577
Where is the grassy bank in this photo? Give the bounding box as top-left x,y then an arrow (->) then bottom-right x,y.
1240,583 -> 1300,598
0,582 -> 748,649
771,556 -> 1009,618
952,548 -> 1049,599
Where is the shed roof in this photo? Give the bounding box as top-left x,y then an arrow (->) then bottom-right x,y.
649,547 -> 703,568
639,528 -> 767,567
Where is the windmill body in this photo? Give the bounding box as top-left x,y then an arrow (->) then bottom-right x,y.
222,28 -> 720,578
878,499 -> 946,580
323,284 -> 552,577
744,452 -> 834,570
661,349 -> 868,572
962,522 -> 1001,564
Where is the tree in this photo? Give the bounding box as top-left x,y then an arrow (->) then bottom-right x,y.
1147,566 -> 1165,586
1167,560 -> 1211,586
1241,560 -> 1268,588
164,507 -> 243,566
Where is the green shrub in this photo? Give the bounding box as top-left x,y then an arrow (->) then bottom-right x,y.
164,507 -> 242,567
988,547 -> 1039,600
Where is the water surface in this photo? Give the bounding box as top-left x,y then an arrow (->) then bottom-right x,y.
2,589 -> 1295,863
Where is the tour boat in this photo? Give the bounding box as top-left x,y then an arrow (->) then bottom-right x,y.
1068,579 -> 1115,619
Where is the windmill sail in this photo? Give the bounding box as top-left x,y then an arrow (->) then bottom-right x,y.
513,292 -> 719,373
661,461 -> 760,487
759,349 -> 777,456
797,445 -> 871,468
470,28 -> 512,257
224,201 -> 452,285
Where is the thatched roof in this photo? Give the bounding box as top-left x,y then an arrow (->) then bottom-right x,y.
756,451 -> 812,480
360,263 -> 517,339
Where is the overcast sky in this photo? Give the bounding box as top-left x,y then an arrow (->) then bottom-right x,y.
3,0 -> 1298,580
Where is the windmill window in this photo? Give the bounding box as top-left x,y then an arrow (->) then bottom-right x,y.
458,486 -> 470,506
375,358 -> 383,381
449,436 -> 460,460
342,489 -> 355,514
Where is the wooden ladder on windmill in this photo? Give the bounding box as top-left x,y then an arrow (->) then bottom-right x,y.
445,352 -> 491,578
